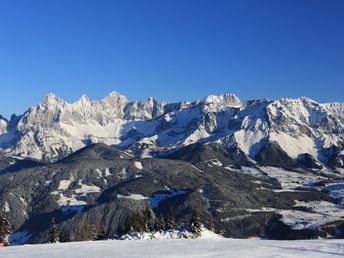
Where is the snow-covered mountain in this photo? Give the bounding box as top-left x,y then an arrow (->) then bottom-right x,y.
0,92 -> 343,168
0,116 -> 8,135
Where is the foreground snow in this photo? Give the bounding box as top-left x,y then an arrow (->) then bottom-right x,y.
1,239 -> 344,258
117,227 -> 222,240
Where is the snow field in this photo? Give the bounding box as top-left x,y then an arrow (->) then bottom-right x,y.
1,239 -> 344,258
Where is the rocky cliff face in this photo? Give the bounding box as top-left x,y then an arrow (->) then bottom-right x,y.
0,116 -> 8,136
0,92 -> 343,169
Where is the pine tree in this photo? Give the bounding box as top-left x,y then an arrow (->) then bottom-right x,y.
0,209 -> 11,246
142,205 -> 152,232
48,217 -> 58,243
58,228 -> 70,243
96,223 -> 106,240
77,219 -> 91,241
155,213 -> 165,231
89,224 -> 98,241
128,211 -> 144,232
117,219 -> 129,236
165,207 -> 177,230
190,208 -> 202,238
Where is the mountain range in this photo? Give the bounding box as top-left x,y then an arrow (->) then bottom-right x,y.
1,92 -> 344,244
0,92 -> 343,168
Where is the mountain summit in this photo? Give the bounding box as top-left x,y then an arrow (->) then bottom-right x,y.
0,92 -> 343,169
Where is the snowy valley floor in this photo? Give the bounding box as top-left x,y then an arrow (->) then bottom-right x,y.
1,239 -> 344,258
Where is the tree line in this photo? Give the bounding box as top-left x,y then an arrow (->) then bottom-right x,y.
49,206 -> 202,243
0,209 -> 11,246
0,204 -> 202,245
120,206 -> 202,237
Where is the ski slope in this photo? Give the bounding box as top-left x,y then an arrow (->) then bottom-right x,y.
1,239 -> 344,258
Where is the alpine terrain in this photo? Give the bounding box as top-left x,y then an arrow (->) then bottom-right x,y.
1,91 -> 344,244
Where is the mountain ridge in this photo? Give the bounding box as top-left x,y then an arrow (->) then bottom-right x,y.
0,92 -> 343,171
2,142 -> 344,244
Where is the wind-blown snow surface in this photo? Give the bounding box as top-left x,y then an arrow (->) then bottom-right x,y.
1,239 -> 344,258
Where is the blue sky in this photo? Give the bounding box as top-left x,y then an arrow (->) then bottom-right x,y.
0,0 -> 343,118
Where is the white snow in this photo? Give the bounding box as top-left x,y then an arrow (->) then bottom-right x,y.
119,167 -> 128,180
258,166 -> 326,190
164,113 -> 172,122
182,126 -> 210,146
117,194 -> 148,200
232,166 -> 267,178
51,192 -> 86,208
134,161 -> 143,170
269,132 -> 318,159
118,227 -> 222,240
57,179 -> 73,191
233,166 -> 344,229
2,239 -> 344,258
50,180 -> 100,213
3,91 -> 344,166
280,210 -> 333,230
234,128 -> 267,158
140,148 -> 152,158
206,159 -> 223,167
4,201 -> 10,212
104,168 -> 111,176
95,168 -> 102,178
19,196 -> 26,205
74,181 -> 101,196
277,200 -> 344,230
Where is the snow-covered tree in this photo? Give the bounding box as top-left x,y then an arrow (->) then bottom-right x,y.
165,207 -> 177,230
155,213 -> 166,231
190,208 -> 202,238
87,222 -> 106,241
0,209 -> 11,246
48,217 -> 58,243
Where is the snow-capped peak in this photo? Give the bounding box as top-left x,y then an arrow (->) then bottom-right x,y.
41,92 -> 61,104
77,94 -> 91,104
203,93 -> 241,106
102,91 -> 128,103
0,91 -> 343,167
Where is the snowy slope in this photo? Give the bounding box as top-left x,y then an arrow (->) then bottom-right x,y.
0,92 -> 343,168
1,239 -> 344,258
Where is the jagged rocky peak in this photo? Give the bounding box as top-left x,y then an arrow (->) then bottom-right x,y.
203,93 -> 241,106
0,90 -> 343,168
76,94 -> 91,106
40,92 -> 65,106
0,115 -> 7,134
124,96 -> 167,120
101,91 -> 128,105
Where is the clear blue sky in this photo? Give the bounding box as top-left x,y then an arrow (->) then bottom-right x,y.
0,0 -> 343,118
